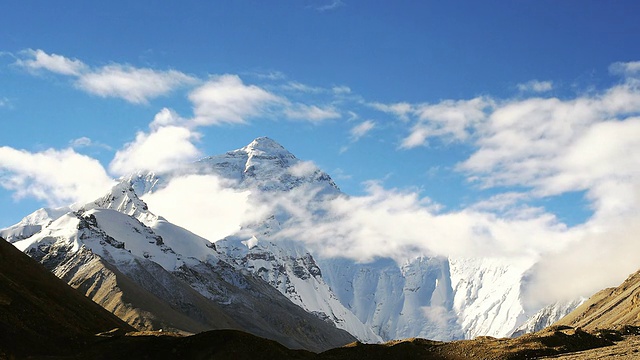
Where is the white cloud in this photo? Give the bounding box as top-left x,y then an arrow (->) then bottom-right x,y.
283,81 -> 325,94
76,64 -> 196,104
16,49 -> 87,76
16,49 -> 196,104
189,75 -> 282,125
271,182 -> 569,263
332,85 -> 351,94
517,80 -> 553,93
68,136 -> 112,150
401,97 -> 492,148
109,126 -> 201,176
316,0 -> 345,12
288,161 -> 320,178
149,107 -> 187,130
0,147 -> 114,206
459,84 -> 640,197
350,120 -> 375,141
523,213 -> 640,309
142,175 -> 255,242
284,103 -> 341,122
370,101 -> 413,121
0,97 -> 10,108
609,61 -> 640,77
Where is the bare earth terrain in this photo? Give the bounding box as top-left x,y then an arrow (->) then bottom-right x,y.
542,335 -> 640,359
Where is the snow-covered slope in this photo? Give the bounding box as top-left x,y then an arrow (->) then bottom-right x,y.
0,206 -> 69,243
511,298 -> 585,337
8,186 -> 356,351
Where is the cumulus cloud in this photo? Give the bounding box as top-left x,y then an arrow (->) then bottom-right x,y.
349,120 -> 375,141
189,74 -> 282,125
76,65 -> 196,104
149,107 -> 187,130
142,175 -> 256,241
459,88 -> 640,199
0,147 -> 114,206
15,49 -> 196,104
16,49 -> 87,76
109,126 -> 201,176
517,80 -> 553,93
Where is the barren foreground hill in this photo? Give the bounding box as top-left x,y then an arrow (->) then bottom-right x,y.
0,237 -> 134,358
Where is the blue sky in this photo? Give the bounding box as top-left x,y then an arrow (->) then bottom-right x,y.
1,0 -> 640,241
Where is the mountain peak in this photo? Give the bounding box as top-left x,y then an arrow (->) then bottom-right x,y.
240,137 -> 293,158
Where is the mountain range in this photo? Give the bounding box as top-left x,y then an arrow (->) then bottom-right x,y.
1,233 -> 631,360
1,137 -> 582,347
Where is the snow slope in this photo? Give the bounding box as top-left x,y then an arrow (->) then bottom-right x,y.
9,187 -> 356,351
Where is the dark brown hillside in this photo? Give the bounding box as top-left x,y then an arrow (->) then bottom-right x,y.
39,325 -> 617,360
0,236 -> 133,357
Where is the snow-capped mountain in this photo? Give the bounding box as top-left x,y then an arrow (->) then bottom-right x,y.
125,137 -> 537,340
8,181 -> 356,351
4,137 -> 548,343
510,298 -> 585,337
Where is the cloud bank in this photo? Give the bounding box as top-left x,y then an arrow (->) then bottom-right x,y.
0,147 -> 114,206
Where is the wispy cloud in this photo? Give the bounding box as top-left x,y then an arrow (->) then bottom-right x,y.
369,101 -> 413,121
283,81 -> 326,94
609,60 -> 640,77
16,49 -> 87,76
0,97 -> 10,108
68,137 -> 112,151
15,49 -> 196,104
268,182 -> 569,262
400,97 -> 493,148
517,80 -> 553,93
75,65 -> 196,104
315,0 -> 345,12
284,103 -> 341,122
349,120 -> 375,141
